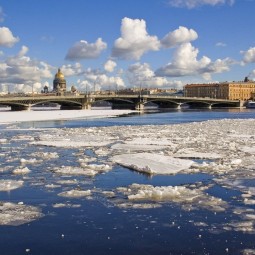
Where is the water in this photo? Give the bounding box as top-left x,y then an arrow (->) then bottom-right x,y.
15,107 -> 255,129
1,108 -> 255,255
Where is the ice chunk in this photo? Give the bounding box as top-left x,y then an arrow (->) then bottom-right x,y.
111,143 -> 168,152
240,147 -> 255,154
0,202 -> 43,226
0,180 -> 24,191
58,189 -> 91,198
111,153 -> 194,175
13,167 -> 31,175
115,183 -> 227,212
174,149 -> 222,159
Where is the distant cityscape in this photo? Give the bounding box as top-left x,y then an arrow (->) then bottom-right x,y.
1,69 -> 255,101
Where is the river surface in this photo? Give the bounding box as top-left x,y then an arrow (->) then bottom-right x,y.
1,108 -> 255,255
16,107 -> 255,129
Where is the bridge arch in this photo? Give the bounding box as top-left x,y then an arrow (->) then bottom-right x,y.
146,98 -> 182,108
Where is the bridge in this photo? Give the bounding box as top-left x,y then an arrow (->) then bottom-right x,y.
0,93 -> 244,111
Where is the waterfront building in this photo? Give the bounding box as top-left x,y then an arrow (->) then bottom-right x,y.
184,78 -> 255,100
53,68 -> 67,93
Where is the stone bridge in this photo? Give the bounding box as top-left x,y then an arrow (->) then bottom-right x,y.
0,94 -> 244,111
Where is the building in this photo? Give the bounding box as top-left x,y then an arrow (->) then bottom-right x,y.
53,68 -> 66,93
184,77 -> 255,100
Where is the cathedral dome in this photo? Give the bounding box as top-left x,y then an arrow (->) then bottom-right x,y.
53,68 -> 67,92
55,68 -> 65,80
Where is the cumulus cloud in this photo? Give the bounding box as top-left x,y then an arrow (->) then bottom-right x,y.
66,38 -> 107,61
77,68 -> 125,92
112,17 -> 160,60
155,42 -> 234,79
104,59 -> 117,72
168,0 -> 235,8
0,46 -> 52,91
248,70 -> 255,80
60,63 -> 82,76
161,26 -> 198,48
241,47 -> 255,64
127,62 -> 183,89
0,27 -> 19,47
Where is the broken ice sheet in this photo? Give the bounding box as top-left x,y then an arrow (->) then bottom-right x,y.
111,152 -> 194,175
0,202 -> 43,226
111,143 -> 168,152
173,148 -> 222,159
52,164 -> 111,177
0,180 -> 24,191
112,183 -> 228,212
58,189 -> 91,198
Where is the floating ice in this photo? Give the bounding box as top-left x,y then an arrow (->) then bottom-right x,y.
20,158 -> 41,164
0,202 -> 43,226
13,167 -> 31,175
0,180 -> 24,191
111,153 -> 194,175
173,149 -> 222,159
58,189 -> 91,198
53,164 -> 110,176
111,143 -> 168,152
30,151 -> 59,159
52,203 -> 81,208
114,183 -> 228,212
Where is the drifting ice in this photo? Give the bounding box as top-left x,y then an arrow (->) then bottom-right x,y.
111,153 -> 194,175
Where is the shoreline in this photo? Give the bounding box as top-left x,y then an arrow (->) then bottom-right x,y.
0,108 -> 136,124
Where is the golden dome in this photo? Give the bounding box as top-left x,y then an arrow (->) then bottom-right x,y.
55,68 -> 65,79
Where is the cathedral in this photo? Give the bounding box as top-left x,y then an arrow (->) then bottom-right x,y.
53,68 -> 66,92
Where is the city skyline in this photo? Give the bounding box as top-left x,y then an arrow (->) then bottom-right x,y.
0,0 -> 255,93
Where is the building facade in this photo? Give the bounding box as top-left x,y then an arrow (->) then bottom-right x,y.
53,68 -> 66,93
184,78 -> 255,100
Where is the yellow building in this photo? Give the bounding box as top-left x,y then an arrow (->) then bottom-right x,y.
184,78 -> 255,100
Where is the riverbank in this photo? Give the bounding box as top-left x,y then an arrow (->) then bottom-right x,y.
0,108 -> 135,124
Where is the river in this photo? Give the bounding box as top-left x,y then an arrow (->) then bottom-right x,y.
0,108 -> 255,255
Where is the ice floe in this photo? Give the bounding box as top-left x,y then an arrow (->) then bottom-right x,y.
13,167 -> 31,175
0,180 -> 24,191
58,189 -> 91,198
0,202 -> 43,226
111,153 -> 194,175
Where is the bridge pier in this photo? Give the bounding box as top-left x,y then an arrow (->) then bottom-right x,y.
81,96 -> 93,110
135,102 -> 144,110
81,103 -> 92,110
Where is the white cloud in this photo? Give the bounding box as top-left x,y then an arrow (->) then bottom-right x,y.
155,42 -> 233,79
127,62 -> 182,89
248,70 -> 255,80
215,42 -> 227,47
168,0 -> 235,8
104,59 -> 117,72
241,47 -> 255,64
112,17 -> 160,60
65,38 -> 107,61
161,26 -> 198,48
77,68 -> 125,92
60,63 -> 82,76
0,46 -> 52,90
0,27 -> 19,47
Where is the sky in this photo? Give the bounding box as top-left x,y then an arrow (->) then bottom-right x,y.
0,0 -> 255,93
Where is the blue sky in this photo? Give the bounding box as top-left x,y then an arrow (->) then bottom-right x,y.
0,0 -> 255,93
